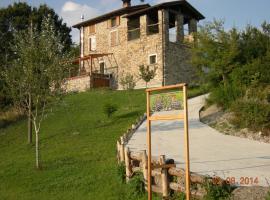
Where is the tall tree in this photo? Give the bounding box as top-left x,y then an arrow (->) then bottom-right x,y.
4,15 -> 69,169
191,20 -> 240,87
0,2 -> 72,143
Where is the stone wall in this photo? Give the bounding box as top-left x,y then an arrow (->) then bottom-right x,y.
164,42 -> 198,85
162,9 -> 198,85
82,11 -> 164,89
81,8 -> 198,89
63,74 -> 91,92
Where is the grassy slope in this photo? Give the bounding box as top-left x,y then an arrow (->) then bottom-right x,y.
0,88 -> 204,200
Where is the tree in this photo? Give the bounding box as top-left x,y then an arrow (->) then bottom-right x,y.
0,2 -> 72,143
139,65 -> 157,88
119,73 -> 136,90
191,20 -> 240,87
4,15 -> 69,169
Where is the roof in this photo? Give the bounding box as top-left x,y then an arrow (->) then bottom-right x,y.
73,4 -> 150,28
124,0 -> 205,20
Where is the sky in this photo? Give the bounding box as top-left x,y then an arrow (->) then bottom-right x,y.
1,0 -> 270,43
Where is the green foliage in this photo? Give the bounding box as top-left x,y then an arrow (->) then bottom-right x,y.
0,88 -> 205,199
169,192 -> 186,200
0,89 -> 146,200
0,2 -> 72,109
231,87 -> 270,131
127,172 -> 145,198
192,20 -> 270,132
203,181 -> 232,200
3,15 -> 70,168
103,103 -> 118,118
120,73 -> 136,90
139,65 -> 157,88
117,162 -> 126,183
265,190 -> 270,200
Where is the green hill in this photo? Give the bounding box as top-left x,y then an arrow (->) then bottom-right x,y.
0,88 -> 204,200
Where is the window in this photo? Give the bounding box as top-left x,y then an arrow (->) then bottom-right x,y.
108,16 -> 120,28
110,30 -> 119,47
169,12 -> 177,43
89,36 -> 96,51
127,17 -> 140,41
147,10 -> 159,35
99,62 -> 105,74
89,25 -> 96,34
149,54 -> 157,65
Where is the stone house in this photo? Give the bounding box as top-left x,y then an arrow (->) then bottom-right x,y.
68,0 -> 204,91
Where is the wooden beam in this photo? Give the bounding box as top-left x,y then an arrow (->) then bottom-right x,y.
183,85 -> 191,200
146,91 -> 152,200
146,83 -> 187,92
149,114 -> 184,121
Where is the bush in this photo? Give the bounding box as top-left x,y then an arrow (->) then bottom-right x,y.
231,86 -> 270,132
120,73 -> 136,90
203,181 -> 232,200
103,103 -> 118,118
207,83 -> 242,109
127,172 -> 145,198
266,190 -> 270,200
169,192 -> 186,200
232,99 -> 270,130
117,162 -> 126,184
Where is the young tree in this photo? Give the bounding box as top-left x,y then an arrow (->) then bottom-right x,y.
119,72 -> 136,90
0,2 -> 72,143
4,15 -> 69,169
139,65 -> 157,88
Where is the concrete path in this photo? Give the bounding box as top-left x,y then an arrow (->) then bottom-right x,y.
127,95 -> 270,186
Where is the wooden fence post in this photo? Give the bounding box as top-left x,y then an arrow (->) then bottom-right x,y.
116,140 -> 120,163
120,136 -> 125,163
124,146 -> 131,181
141,150 -> 148,182
160,155 -> 169,198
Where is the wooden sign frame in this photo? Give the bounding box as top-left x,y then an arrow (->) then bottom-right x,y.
145,83 -> 191,200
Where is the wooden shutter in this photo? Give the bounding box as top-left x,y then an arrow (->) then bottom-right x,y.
107,20 -> 111,28
110,30 -> 118,47
89,25 -> 95,34
116,16 -> 120,26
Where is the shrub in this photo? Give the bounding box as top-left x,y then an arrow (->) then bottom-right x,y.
207,83 -> 242,109
266,190 -> 270,200
232,99 -> 270,130
117,162 -> 126,184
120,73 -> 136,90
231,86 -> 270,132
139,65 -> 157,88
169,192 -> 186,200
127,172 -> 145,198
203,181 -> 232,200
103,103 -> 118,118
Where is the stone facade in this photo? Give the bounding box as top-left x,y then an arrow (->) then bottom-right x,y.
63,74 -> 91,92
77,3 -> 202,90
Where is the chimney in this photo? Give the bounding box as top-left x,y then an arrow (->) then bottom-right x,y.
122,0 -> 131,8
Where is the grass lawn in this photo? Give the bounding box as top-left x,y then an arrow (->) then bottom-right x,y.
0,87 -> 205,200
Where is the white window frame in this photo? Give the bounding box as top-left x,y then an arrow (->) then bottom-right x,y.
89,35 -> 96,52
148,54 -> 157,65
109,29 -> 119,47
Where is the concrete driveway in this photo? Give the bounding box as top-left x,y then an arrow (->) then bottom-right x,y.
127,95 -> 270,186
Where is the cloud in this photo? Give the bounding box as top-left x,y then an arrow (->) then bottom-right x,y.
60,1 -> 100,43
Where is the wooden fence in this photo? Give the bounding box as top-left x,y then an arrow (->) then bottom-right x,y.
116,115 -> 226,198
